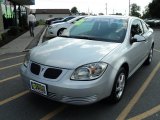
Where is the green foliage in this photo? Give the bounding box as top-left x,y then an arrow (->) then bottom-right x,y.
99,13 -> 104,15
38,19 -> 45,25
143,0 -> 160,18
1,32 -> 7,40
148,0 -> 160,18
35,19 -> 45,26
142,6 -> 151,18
0,33 -> 2,41
130,3 -> 141,17
81,12 -> 87,15
116,13 -> 122,15
0,32 -> 10,47
71,7 -> 78,14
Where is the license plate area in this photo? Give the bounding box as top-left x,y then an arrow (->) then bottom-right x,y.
30,80 -> 47,96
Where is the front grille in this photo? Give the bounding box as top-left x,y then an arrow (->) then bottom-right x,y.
30,63 -> 41,75
44,68 -> 62,79
47,92 -> 57,99
61,95 -> 97,104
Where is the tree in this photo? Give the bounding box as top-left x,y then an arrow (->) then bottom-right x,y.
80,12 -> 87,15
71,7 -> 78,14
130,3 -> 141,17
142,6 -> 151,18
116,13 -> 122,15
148,0 -> 160,18
99,13 -> 104,15
142,0 -> 160,18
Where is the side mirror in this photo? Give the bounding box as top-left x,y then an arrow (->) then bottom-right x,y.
131,35 -> 146,44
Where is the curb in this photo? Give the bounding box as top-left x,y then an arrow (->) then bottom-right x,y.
24,26 -> 46,52
38,27 -> 47,46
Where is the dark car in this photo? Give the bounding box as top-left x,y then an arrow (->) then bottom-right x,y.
45,17 -> 63,25
50,16 -> 75,24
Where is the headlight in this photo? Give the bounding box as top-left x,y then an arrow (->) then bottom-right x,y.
24,52 -> 30,67
71,62 -> 108,80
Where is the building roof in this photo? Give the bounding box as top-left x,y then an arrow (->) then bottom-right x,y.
35,9 -> 71,14
10,0 -> 35,5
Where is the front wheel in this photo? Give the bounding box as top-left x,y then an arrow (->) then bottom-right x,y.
109,68 -> 126,103
144,47 -> 153,65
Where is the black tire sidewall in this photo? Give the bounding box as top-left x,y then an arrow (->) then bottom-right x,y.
145,47 -> 153,65
110,67 -> 126,103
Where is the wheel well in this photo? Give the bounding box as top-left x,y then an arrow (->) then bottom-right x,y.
58,28 -> 66,34
121,63 -> 129,78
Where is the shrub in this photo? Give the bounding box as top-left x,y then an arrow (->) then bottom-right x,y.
0,34 -> 2,41
38,19 -> 45,25
7,26 -> 20,36
1,32 -> 7,41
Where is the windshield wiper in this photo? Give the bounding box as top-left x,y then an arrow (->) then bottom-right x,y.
70,35 -> 98,40
60,35 -> 94,39
60,35 -> 71,38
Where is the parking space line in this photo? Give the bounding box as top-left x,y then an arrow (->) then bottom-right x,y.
0,63 -> 22,71
0,54 -> 25,62
0,90 -> 29,106
116,62 -> 160,120
154,49 -> 160,53
0,74 -> 20,84
40,105 -> 68,120
128,104 -> 160,120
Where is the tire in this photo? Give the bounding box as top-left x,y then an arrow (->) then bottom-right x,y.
57,28 -> 65,36
109,68 -> 126,103
144,46 -> 153,65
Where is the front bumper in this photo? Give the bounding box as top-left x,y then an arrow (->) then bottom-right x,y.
20,63 -> 117,105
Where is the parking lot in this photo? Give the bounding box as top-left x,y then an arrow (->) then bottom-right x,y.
0,29 -> 160,120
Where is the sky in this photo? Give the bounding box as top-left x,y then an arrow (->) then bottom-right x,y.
30,0 -> 152,15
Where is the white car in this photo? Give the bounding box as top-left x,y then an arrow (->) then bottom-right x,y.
46,16 -> 84,37
21,16 -> 154,105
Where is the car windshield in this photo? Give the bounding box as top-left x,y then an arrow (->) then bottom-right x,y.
62,17 -> 128,43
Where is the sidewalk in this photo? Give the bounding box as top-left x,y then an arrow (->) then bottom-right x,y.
0,25 -> 45,55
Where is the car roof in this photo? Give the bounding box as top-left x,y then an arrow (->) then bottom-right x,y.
67,16 -> 84,22
85,15 -> 138,20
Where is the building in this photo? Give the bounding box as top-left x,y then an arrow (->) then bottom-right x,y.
34,9 -> 71,21
0,0 -> 35,32
0,4 -> 4,34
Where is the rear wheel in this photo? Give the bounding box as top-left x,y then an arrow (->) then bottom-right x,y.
144,46 -> 153,65
109,68 -> 126,103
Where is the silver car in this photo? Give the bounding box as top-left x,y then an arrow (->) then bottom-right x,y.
20,16 -> 154,105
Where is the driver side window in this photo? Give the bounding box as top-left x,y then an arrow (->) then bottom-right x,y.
131,20 -> 143,37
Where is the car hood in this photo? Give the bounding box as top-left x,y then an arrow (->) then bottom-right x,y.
51,22 -> 65,26
31,37 -> 121,69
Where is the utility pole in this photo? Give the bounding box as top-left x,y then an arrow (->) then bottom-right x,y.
106,3 -> 107,15
88,7 -> 90,15
129,0 -> 130,16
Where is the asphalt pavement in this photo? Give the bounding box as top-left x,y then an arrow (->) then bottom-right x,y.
0,29 -> 160,120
